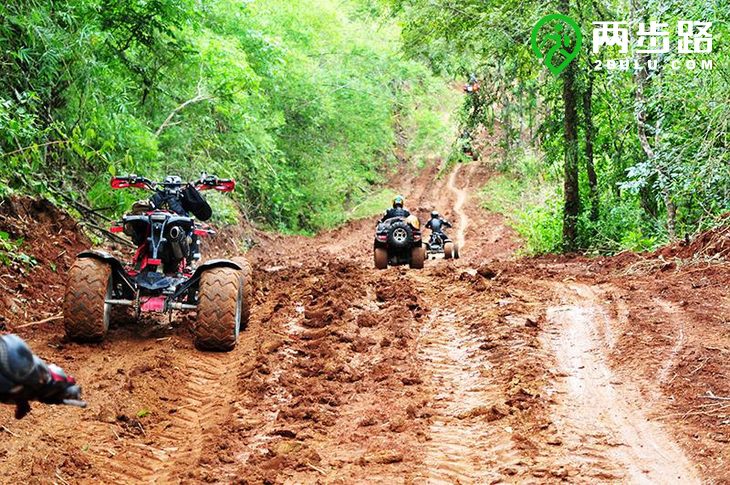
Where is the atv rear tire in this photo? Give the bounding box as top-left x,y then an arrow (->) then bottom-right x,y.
387,221 -> 413,249
453,243 -> 460,259
444,242 -> 454,259
409,245 -> 425,269
194,268 -> 242,351
374,248 -> 388,270
230,257 -> 252,328
64,258 -> 112,341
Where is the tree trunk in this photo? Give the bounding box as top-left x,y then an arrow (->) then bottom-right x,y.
560,0 -> 580,250
583,69 -> 598,221
632,0 -> 677,240
634,59 -> 677,240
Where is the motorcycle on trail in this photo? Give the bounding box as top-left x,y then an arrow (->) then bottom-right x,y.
373,215 -> 426,269
63,174 -> 250,351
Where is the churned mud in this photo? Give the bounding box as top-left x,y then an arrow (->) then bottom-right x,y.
0,160 -> 728,483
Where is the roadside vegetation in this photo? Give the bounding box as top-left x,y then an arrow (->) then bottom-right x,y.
0,0 -> 453,233
385,0 -> 729,254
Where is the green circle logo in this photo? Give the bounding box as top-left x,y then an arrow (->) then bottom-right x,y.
531,14 -> 582,76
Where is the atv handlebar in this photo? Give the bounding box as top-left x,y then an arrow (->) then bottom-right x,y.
111,174 -> 236,193
194,175 -> 236,192
111,175 -> 155,190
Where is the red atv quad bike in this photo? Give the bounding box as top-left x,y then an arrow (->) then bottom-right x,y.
63,174 -> 251,351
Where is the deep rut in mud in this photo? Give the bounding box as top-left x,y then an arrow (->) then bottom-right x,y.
415,309 -> 518,483
545,283 -> 699,483
0,161 -> 726,483
100,353 -> 236,482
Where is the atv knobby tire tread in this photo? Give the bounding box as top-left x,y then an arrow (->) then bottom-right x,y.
387,221 -> 413,249
231,257 -> 252,326
64,258 -> 112,341
374,248 -> 388,269
410,246 -> 425,269
194,267 -> 242,351
444,242 -> 454,259
453,244 -> 460,259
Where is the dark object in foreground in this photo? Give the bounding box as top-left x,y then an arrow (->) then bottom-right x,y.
0,334 -> 85,419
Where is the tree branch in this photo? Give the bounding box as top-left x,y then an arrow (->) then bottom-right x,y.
155,86 -> 214,137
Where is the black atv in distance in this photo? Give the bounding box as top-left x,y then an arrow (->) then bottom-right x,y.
63,174 -> 250,351
425,232 -> 460,260
373,215 -> 425,269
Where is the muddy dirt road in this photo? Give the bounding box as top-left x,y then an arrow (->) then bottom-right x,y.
0,161 -> 728,483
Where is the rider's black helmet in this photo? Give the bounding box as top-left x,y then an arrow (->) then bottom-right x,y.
393,195 -> 404,208
431,211 -> 439,218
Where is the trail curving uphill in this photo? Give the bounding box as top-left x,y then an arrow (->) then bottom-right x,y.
447,163 -> 470,249
0,160 -> 723,483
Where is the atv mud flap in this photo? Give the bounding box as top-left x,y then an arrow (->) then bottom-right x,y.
169,259 -> 243,301
77,250 -> 136,297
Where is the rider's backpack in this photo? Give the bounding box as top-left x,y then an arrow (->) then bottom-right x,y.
181,184 -> 213,221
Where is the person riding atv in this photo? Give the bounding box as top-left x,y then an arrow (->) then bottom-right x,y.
64,173 -> 249,351
425,211 -> 460,259
0,334 -> 84,419
374,195 -> 425,269
126,174 -> 214,267
426,211 -> 453,238
464,74 -> 480,94
380,195 -> 410,222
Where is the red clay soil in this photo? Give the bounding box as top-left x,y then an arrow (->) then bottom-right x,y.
0,197 -> 90,329
0,162 -> 728,483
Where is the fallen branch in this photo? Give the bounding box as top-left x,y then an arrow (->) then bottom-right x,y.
58,194 -> 115,223
78,221 -> 135,247
1,140 -> 69,158
16,313 -> 63,328
658,403 -> 730,420
305,462 -> 327,476
700,391 -> 730,401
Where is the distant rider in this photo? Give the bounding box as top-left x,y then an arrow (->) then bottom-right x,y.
0,334 -> 84,419
464,74 -> 480,93
426,211 -> 453,241
380,195 -> 411,222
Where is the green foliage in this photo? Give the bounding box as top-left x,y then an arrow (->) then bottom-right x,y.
481,154 -> 563,254
390,0 -> 730,254
483,152 -> 668,255
0,231 -> 37,268
349,188 -> 398,221
136,409 -> 151,418
0,0 -> 452,232
578,203 -> 665,254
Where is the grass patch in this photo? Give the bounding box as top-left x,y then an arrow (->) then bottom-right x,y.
481,174 -> 562,255
349,188 -> 398,221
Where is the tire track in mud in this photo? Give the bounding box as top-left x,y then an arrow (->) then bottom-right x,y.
415,308 -> 519,483
99,352 -> 237,483
446,164 -> 470,249
653,299 -> 687,388
544,283 -> 700,483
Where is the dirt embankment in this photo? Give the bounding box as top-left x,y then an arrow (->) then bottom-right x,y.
0,197 -> 90,329
0,160 -> 728,483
